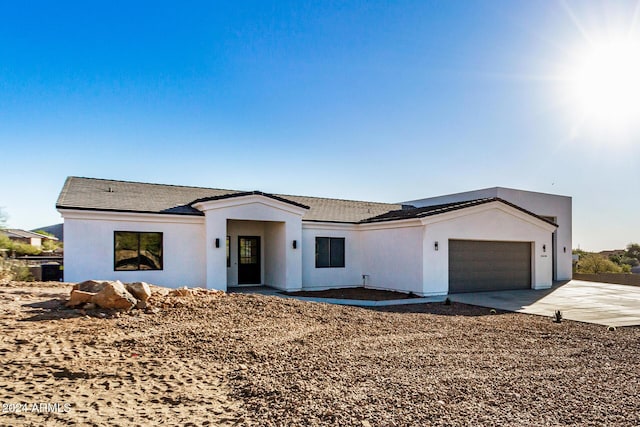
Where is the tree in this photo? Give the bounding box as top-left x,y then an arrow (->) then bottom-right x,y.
626,243 -> 640,262
0,208 -> 7,229
576,253 -> 623,274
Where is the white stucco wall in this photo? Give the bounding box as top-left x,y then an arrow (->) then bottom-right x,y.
421,203 -> 555,295
359,223 -> 424,294
404,187 -> 572,281
60,210 -> 206,288
301,224 -> 362,290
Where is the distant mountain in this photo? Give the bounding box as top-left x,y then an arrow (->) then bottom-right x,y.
31,223 -> 63,241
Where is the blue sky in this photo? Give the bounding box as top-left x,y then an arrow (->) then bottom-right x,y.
1,1 -> 639,251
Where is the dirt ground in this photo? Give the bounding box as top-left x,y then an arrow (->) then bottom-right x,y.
1,282 -> 639,426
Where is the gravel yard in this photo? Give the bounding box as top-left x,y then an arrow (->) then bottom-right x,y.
2,282 -> 639,426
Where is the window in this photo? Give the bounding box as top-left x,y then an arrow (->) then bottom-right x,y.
315,237 -> 345,268
114,231 -> 163,271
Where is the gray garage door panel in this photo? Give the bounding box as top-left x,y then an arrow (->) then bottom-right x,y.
449,240 -> 531,293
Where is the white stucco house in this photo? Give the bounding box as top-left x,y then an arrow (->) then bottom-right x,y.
56,177 -> 572,295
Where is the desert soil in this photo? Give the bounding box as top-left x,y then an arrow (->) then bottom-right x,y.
1,282 -> 639,426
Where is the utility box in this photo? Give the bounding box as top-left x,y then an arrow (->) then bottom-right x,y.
41,263 -> 63,282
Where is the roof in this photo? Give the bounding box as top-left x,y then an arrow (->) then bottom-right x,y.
56,177 -> 403,223
361,197 -> 558,226
31,223 -> 64,241
1,229 -> 58,240
56,177 -> 558,226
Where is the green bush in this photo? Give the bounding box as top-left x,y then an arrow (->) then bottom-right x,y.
11,264 -> 33,281
10,242 -> 42,256
576,253 -> 624,274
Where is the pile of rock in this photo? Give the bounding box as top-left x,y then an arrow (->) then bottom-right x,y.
67,280 -> 152,310
66,280 -> 226,311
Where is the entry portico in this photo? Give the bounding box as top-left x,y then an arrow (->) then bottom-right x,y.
191,192 -> 308,291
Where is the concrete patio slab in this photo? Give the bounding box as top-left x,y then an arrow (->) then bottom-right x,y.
449,280 -> 640,327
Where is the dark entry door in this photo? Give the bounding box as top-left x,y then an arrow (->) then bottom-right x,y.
238,236 -> 261,285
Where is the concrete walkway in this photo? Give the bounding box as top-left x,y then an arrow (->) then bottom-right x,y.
449,280 -> 640,327
229,286 -> 446,306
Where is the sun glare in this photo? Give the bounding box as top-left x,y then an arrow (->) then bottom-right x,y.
562,37 -> 640,137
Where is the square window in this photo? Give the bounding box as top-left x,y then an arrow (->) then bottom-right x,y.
315,237 -> 345,268
114,231 -> 163,271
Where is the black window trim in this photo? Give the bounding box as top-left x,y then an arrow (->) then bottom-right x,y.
113,231 -> 164,271
315,236 -> 346,268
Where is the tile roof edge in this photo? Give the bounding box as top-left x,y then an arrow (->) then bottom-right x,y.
55,206 -> 205,216
360,197 -> 559,226
190,191 -> 310,210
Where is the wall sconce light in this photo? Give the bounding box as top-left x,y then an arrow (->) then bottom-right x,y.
292,240 -> 297,249
434,241 -> 439,251
215,238 -> 220,248
563,246 -> 567,253
543,244 -> 546,253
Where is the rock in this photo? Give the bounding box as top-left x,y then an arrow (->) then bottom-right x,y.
149,285 -> 170,297
126,282 -> 152,302
73,280 -> 111,293
82,302 -> 97,310
169,287 -> 192,297
136,300 -> 148,309
66,290 -> 96,307
91,280 -> 137,310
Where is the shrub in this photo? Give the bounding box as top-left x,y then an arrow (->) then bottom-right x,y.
0,259 -> 34,282
553,310 -> 563,323
576,253 -> 623,274
11,264 -> 33,281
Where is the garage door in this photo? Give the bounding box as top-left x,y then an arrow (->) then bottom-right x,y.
449,240 -> 531,293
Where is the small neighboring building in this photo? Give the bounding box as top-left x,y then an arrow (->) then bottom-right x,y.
31,223 -> 64,242
0,229 -> 59,248
56,177 -> 571,295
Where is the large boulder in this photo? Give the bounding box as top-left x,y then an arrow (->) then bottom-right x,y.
66,290 -> 95,307
73,280 -> 111,293
91,280 -> 137,310
125,282 -> 152,302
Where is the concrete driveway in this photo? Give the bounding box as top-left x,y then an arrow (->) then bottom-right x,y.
449,280 -> 640,327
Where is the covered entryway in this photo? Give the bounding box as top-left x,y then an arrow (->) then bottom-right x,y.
449,240 -> 532,293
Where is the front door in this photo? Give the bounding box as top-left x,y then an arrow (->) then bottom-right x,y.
238,236 -> 261,285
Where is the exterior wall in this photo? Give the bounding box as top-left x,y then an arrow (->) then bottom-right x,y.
264,222 -> 286,288
421,204 -> 554,295
495,188 -> 572,281
301,224 -> 362,290
29,237 -> 43,247
359,223 -> 424,294
60,211 -> 206,288
404,187 -> 572,281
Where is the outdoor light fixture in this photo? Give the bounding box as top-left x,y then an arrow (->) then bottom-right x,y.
292,240 -> 297,249
543,244 -> 546,252
434,241 -> 439,251
215,238 -> 220,248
